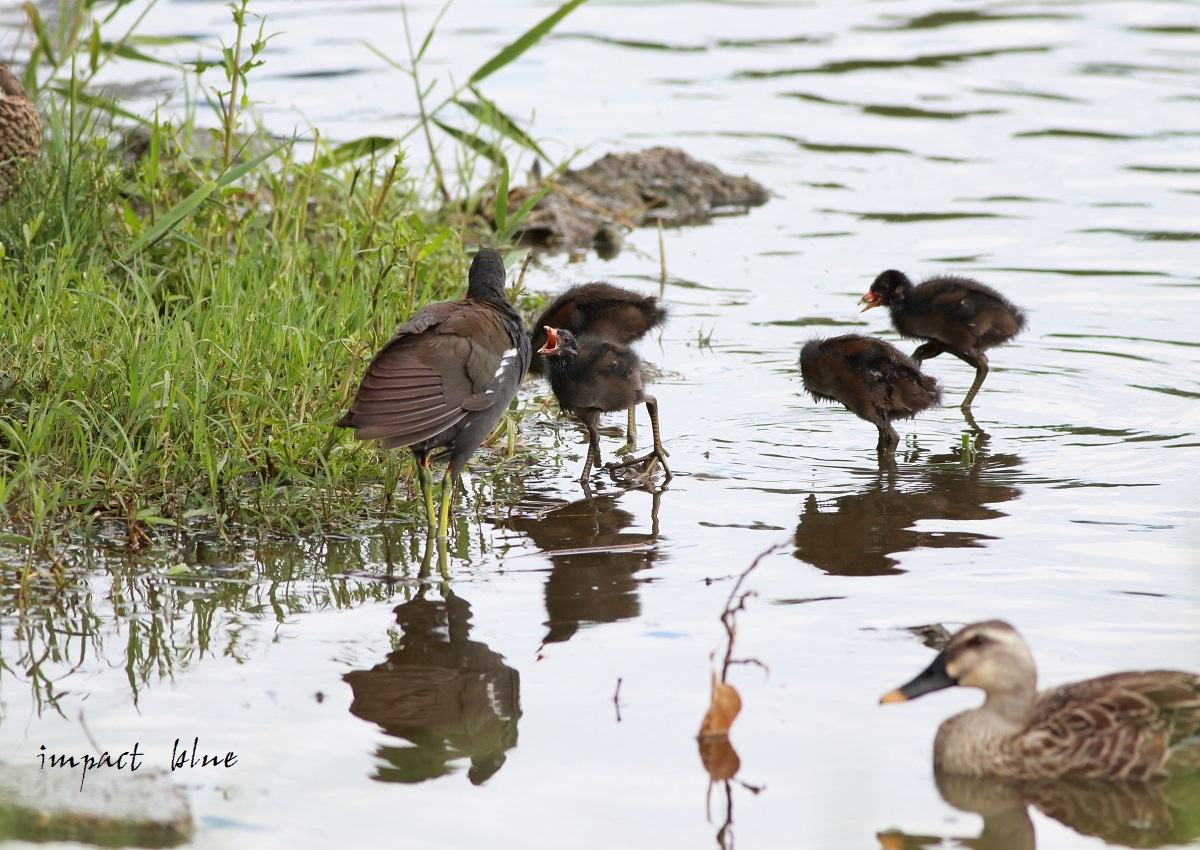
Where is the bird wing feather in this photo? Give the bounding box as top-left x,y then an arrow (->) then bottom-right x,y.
342,300 -> 526,445
927,286 -> 984,325
1013,672 -> 1200,779
438,305 -> 527,410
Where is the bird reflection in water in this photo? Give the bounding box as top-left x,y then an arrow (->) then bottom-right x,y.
503,484 -> 664,646
794,439 -> 1023,576
877,770 -> 1200,850
343,585 -> 520,785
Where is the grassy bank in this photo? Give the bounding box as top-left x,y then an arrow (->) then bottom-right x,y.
0,1 -> 580,555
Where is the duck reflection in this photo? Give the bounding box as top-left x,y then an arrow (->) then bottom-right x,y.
343,586 -> 520,785
504,485 -> 664,645
879,770 -> 1200,850
794,443 -> 1023,576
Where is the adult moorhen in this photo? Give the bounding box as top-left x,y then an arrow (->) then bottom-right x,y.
800,334 -> 942,452
336,248 -> 530,538
858,270 -> 1027,409
537,326 -> 670,481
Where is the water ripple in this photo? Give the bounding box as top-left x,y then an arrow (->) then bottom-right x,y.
735,46 -> 1052,78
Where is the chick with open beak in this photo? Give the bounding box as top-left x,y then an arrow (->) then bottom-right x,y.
537,326 -> 670,481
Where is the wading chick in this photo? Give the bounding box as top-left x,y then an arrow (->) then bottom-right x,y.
337,248 -> 530,539
881,620 -> 1200,780
529,281 -> 667,375
859,270 -> 1027,409
530,282 -> 667,445
800,334 -> 941,452
537,327 -> 670,482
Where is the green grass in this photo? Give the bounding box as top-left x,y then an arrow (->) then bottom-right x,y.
0,0 -> 584,555
1,113 -> 473,547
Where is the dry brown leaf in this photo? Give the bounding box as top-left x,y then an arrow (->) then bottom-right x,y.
875,832 -> 903,850
699,671 -> 742,739
697,735 -> 741,781
878,830 -> 931,850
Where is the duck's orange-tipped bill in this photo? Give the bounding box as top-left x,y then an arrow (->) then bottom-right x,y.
537,326 -> 559,355
882,653 -> 956,704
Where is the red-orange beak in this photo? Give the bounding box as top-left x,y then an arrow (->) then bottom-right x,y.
537,326 -> 559,355
857,291 -> 881,312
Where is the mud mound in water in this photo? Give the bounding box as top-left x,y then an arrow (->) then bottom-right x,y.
496,147 -> 769,256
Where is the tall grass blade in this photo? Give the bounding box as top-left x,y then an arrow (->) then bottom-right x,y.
362,41 -> 414,78
494,158 -> 509,235
495,178 -> 554,244
124,34 -> 203,47
467,0 -> 588,84
457,90 -> 548,160
125,139 -> 290,256
100,41 -> 177,67
431,119 -> 504,162
48,86 -> 150,124
311,135 -> 400,171
417,0 -> 455,62
23,2 -> 58,67
89,23 -> 101,72
100,0 -> 146,25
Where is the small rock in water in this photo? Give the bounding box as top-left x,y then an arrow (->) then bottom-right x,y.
0,762 -> 194,847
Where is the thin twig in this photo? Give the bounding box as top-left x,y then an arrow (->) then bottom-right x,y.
512,250 -> 534,301
718,543 -> 786,681
716,780 -> 734,849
